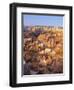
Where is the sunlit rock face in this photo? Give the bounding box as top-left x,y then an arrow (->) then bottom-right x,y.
23,26 -> 63,75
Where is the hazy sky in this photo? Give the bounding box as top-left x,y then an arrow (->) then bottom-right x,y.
23,14 -> 63,27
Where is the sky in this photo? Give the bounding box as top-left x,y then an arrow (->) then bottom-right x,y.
23,14 -> 63,27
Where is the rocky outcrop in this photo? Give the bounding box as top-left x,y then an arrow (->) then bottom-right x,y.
23,26 -> 63,75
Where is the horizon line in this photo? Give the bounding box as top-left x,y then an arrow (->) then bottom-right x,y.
24,25 -> 63,28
